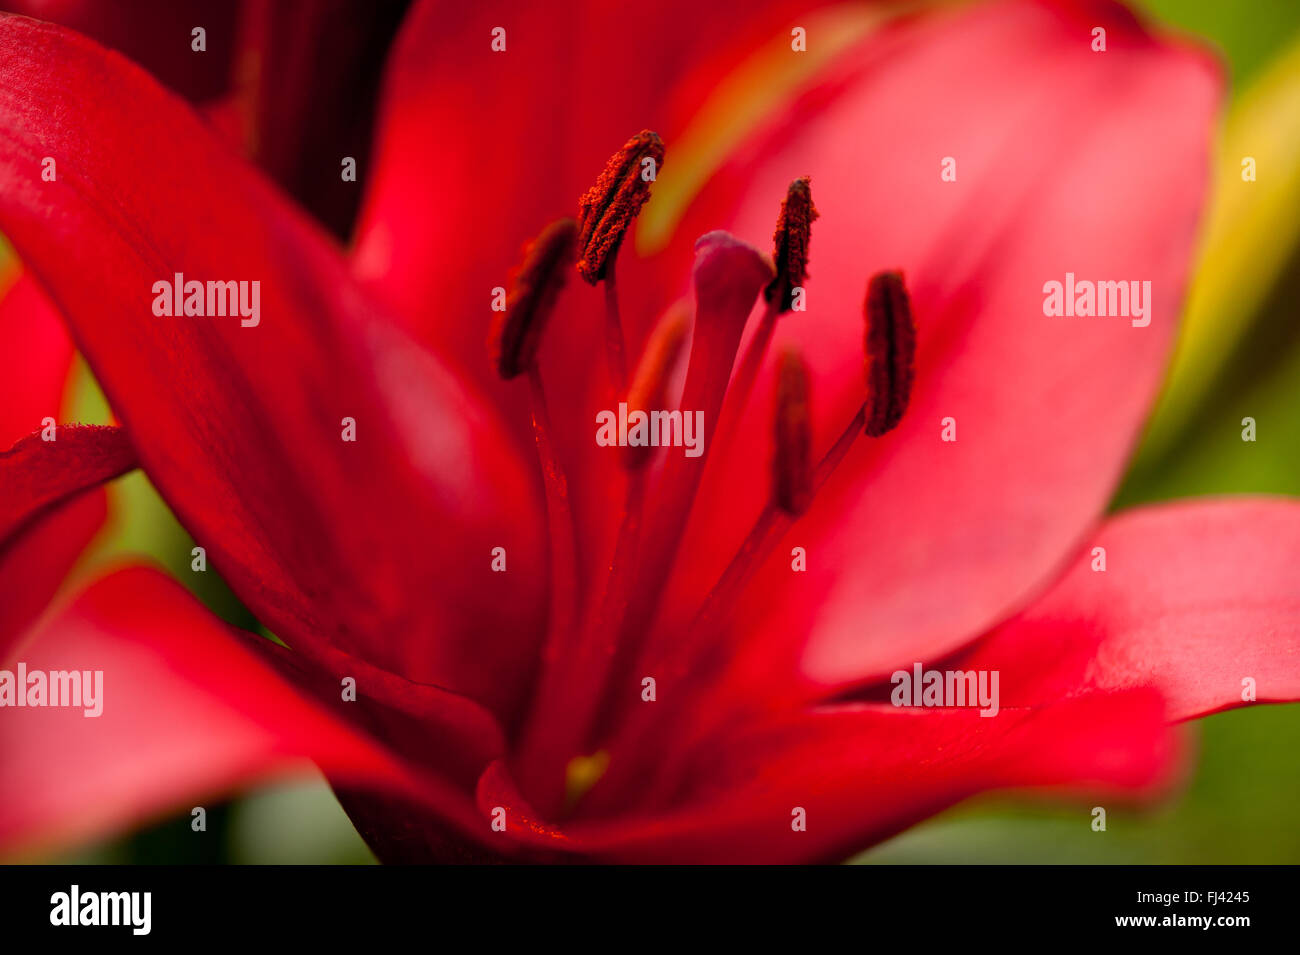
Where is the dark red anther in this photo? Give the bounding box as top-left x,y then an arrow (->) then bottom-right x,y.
863,271 -> 916,437
765,176 -> 819,312
576,130 -> 664,284
490,218 -> 577,379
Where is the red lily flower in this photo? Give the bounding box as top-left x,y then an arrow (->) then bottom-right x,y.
2,0 -> 1299,864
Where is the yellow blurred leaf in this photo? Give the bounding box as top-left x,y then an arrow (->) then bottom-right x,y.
1138,32 -> 1300,462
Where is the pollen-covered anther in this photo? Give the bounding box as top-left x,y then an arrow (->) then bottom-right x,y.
773,348 -> 813,515
622,300 -> 691,470
576,130 -> 665,285
489,218 -> 578,379
765,176 -> 819,312
863,271 -> 916,437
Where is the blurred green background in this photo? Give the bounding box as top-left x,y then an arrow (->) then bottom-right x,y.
31,0 -> 1300,863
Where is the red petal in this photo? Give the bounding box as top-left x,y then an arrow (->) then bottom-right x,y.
0,15 -> 546,708
513,692 -> 1177,863
0,266 -> 107,655
668,0 -> 1222,684
0,426 -> 134,542
0,567 -> 484,856
0,267 -> 73,445
254,631 -> 507,789
0,495 -> 104,657
957,498 -> 1300,721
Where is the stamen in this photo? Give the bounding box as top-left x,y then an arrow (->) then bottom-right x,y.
513,363 -> 583,815
714,178 -> 817,460
524,303 -> 689,805
564,236 -> 771,770
863,270 -> 916,437
489,218 -> 578,379
576,130 -> 664,285
489,217 -> 583,685
765,176 -> 818,312
690,500 -> 789,640
589,302 -> 691,668
654,273 -> 917,667
772,349 -> 812,516
524,367 -> 580,646
603,258 -> 628,398
623,301 -> 692,470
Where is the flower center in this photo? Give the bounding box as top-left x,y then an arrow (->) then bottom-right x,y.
489,132 -> 916,820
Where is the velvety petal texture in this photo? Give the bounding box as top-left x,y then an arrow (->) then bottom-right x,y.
0,266 -> 74,442
0,493 -> 104,657
957,498 -> 1300,720
0,567 -> 485,857
502,691 -> 1179,863
0,14 -> 545,713
0,426 -> 134,542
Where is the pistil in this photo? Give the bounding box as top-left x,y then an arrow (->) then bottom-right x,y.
612,234 -> 774,653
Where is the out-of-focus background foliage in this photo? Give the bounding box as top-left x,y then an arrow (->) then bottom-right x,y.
26,0 -> 1300,863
